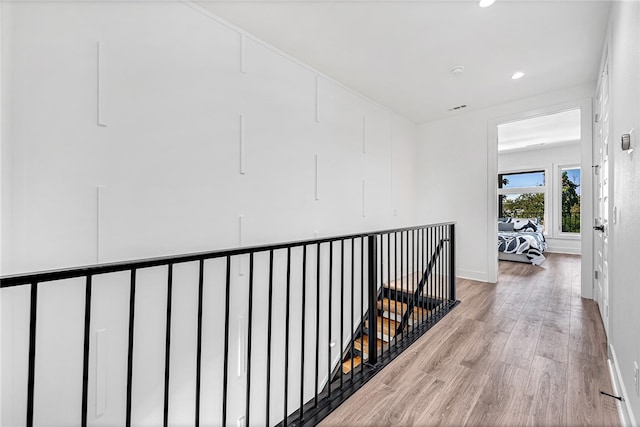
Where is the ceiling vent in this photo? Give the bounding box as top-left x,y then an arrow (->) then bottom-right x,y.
448,104 -> 468,112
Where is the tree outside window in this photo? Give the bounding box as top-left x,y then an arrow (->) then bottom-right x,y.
561,167 -> 581,233
498,170 -> 546,225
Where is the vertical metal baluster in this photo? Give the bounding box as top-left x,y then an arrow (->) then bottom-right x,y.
408,231 -> 411,334
360,236 -> 364,373
450,224 -> 456,303
386,233 -> 391,354
163,264 -> 174,427
314,243 -> 321,407
366,235 -> 378,367
340,240 -> 345,389
439,226 -> 443,313
411,230 -> 420,331
350,239 -> 355,381
327,243 -> 333,397
430,228 -> 434,318
394,232 -> 398,347
399,232 -> 403,340
440,226 -> 447,310
299,246 -> 307,423
418,230 -> 421,327
380,235 -> 385,358
81,276 -> 93,427
440,226 -> 444,304
421,229 -> 425,325
222,258 -> 231,427
444,225 -> 448,303
447,225 -> 450,302
417,230 -> 421,327
266,251 -> 274,426
246,254 -> 254,426
195,260 -> 204,427
436,227 -> 440,314
26,282 -> 38,427
434,227 -> 438,315
412,230 -> 416,334
284,248 -> 291,426
126,269 -> 137,427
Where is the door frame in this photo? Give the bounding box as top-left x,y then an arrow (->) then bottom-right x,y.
487,98 -> 594,299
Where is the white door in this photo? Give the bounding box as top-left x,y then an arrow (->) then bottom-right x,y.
594,56 -> 610,336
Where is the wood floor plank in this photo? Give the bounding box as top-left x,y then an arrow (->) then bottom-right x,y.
567,350 -> 617,426
535,327 -> 570,363
499,318 -> 542,370
465,361 -> 532,426
525,355 -> 568,425
320,254 -> 620,427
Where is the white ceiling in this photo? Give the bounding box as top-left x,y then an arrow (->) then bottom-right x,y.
197,0 -> 611,124
497,108 -> 582,152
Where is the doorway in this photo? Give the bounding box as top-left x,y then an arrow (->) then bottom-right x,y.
487,99 -> 594,298
497,109 -> 582,267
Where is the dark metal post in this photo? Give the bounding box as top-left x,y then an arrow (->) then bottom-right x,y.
26,282 -> 38,427
126,270 -> 137,427
449,224 -> 456,302
367,235 -> 378,366
81,276 -> 92,427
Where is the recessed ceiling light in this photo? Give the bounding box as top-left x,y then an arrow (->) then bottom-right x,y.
511,71 -> 525,80
478,0 -> 496,8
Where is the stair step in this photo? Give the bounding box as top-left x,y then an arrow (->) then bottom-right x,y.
377,298 -> 430,323
353,334 -> 383,357
384,272 -> 420,293
342,356 -> 362,374
384,272 -> 448,298
365,316 -> 400,342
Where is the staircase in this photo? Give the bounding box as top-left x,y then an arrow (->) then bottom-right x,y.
334,271 -> 442,377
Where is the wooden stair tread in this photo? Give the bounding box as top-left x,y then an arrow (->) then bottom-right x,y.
365,316 -> 400,341
383,272 -> 450,295
383,272 -> 420,292
377,298 -> 429,321
353,334 -> 383,355
342,356 -> 362,374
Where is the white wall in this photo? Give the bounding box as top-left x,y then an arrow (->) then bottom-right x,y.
417,84 -> 594,283
0,2 -> 418,277
499,142 -> 582,254
605,2 -> 640,424
0,2 -> 419,426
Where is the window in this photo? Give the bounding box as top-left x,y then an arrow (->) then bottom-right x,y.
560,166 -> 581,233
498,170 -> 546,226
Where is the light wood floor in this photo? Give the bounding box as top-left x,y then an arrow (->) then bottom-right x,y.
320,253 -> 620,426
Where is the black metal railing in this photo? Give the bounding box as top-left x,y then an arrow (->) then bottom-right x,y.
1,223 -> 457,427
561,211 -> 581,233
499,210 -> 544,222
498,211 -> 581,233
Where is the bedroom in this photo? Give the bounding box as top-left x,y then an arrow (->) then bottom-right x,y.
497,108 -> 582,267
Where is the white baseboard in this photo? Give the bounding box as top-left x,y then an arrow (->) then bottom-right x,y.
456,269 -> 489,283
546,246 -> 581,255
609,344 -> 637,427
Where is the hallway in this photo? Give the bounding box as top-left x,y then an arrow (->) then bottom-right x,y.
321,254 -> 619,426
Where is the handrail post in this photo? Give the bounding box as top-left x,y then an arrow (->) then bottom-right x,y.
367,235 -> 378,366
449,224 -> 456,302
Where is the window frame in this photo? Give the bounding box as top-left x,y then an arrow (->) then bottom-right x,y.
498,168 -> 548,232
555,164 -> 582,238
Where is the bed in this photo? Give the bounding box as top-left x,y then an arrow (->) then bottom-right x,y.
498,217 -> 547,265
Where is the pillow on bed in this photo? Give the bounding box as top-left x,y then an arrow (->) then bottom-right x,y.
511,218 -> 539,232
498,222 -> 515,232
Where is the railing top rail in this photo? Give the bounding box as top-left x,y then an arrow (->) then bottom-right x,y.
0,222 -> 455,288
